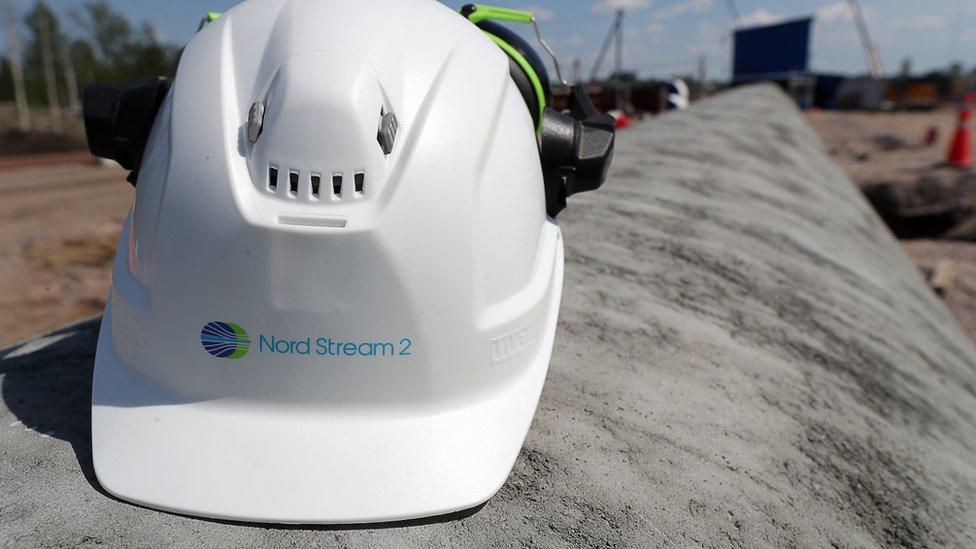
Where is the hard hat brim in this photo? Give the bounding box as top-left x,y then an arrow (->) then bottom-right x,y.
90,244 -> 563,524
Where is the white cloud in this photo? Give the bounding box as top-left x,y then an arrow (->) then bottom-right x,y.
692,21 -> 724,54
959,26 -> 976,42
521,4 -> 555,21
738,8 -> 782,27
590,0 -> 653,14
650,0 -> 713,21
646,21 -> 668,43
816,2 -> 850,24
900,14 -> 948,30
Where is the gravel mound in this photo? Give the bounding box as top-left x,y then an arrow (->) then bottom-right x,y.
2,84 -> 976,547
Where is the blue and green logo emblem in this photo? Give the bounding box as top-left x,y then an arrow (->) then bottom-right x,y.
201,321 -> 251,359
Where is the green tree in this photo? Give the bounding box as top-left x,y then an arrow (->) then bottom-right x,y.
73,1 -> 177,86
129,22 -> 175,80
68,39 -> 99,92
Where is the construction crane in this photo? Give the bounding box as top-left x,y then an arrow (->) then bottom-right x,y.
846,0 -> 884,79
588,9 -> 623,83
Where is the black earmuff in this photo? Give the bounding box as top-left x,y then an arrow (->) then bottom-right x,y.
539,86 -> 615,217
461,4 -> 615,218
83,13 -> 222,186
84,77 -> 169,185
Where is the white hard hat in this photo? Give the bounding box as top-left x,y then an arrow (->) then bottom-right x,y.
83,0 -> 613,524
667,78 -> 690,110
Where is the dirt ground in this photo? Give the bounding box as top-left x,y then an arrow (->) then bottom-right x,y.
0,163 -> 131,346
807,107 -> 976,341
806,107 -> 956,183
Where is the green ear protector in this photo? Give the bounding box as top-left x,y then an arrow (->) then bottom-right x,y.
460,4 -> 551,130
461,4 -> 615,217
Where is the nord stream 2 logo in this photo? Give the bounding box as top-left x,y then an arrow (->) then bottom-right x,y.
200,321 -> 414,360
200,321 -> 251,359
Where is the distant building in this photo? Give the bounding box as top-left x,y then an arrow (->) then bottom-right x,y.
730,17 -> 886,109
732,17 -> 820,108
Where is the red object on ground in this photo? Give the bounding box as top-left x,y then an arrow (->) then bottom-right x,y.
924,126 -> 939,147
947,92 -> 974,167
614,114 -> 631,129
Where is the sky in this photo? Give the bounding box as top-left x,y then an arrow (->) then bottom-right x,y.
3,0 -> 975,81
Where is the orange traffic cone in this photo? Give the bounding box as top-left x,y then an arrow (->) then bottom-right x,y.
947,92 -> 974,168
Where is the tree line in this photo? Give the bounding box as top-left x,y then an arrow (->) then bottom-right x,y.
1,0 -> 177,109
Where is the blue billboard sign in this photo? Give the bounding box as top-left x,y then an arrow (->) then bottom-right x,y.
733,17 -> 813,80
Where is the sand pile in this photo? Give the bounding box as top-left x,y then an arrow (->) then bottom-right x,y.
2,84 -> 976,546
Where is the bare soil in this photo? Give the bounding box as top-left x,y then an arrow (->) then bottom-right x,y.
0,163 -> 131,346
902,239 -> 976,339
806,108 -> 956,183
807,108 -> 976,343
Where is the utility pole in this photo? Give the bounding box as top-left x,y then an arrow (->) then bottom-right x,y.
2,0 -> 30,131
697,55 -> 707,99
38,1 -> 62,133
846,0 -> 884,79
899,57 -> 911,79
571,57 -> 581,84
725,0 -> 741,26
60,44 -> 79,113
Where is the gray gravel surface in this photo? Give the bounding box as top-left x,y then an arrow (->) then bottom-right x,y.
3,85 -> 976,547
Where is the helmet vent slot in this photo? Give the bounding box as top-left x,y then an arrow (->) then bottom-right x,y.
268,165 -> 279,191
332,173 -> 343,197
261,166 -> 365,202
288,170 -> 299,196
354,171 -> 365,194
310,174 -> 321,197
